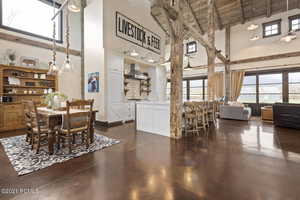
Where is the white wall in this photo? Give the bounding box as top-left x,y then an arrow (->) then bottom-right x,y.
84,0 -> 106,121
0,10 -> 82,99
102,0 -> 166,123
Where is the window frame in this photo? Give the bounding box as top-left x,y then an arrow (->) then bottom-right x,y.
0,0 -> 63,43
289,14 -> 300,32
262,19 -> 282,38
186,41 -> 197,55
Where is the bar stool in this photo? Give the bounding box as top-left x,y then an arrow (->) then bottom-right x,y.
183,102 -> 198,136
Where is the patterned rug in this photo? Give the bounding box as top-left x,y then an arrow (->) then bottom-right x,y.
0,134 -> 120,176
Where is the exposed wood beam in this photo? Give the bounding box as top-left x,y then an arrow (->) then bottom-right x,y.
207,0 -> 216,100
237,0 -> 245,24
225,26 -> 231,103
266,0 -> 272,18
169,0 -> 184,139
183,0 -> 205,35
0,32 -> 81,56
151,12 -> 171,37
214,2 -> 223,30
230,51 -> 300,65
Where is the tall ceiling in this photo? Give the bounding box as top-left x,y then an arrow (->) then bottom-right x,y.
151,0 -> 300,35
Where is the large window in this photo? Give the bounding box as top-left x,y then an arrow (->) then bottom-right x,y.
238,75 -> 257,103
166,80 -> 188,101
189,80 -> 203,101
166,78 -> 207,101
289,72 -> 300,103
0,0 -> 63,42
259,74 -> 283,103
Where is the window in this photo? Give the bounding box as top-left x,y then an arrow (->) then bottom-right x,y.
289,72 -> 300,103
259,74 -> 282,103
166,80 -> 188,101
0,0 -> 63,42
238,75 -> 257,103
289,14 -> 300,32
189,80 -> 204,101
263,20 -> 281,38
186,41 -> 197,54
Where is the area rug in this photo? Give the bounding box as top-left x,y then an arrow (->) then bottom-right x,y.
0,134 -> 120,176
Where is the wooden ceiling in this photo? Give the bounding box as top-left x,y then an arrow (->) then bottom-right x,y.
151,0 -> 300,36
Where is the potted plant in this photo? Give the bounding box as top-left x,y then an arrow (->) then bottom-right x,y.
44,92 -> 68,110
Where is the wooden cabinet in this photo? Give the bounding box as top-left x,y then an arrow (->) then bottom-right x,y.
0,104 -> 25,131
261,106 -> 273,122
0,65 -> 57,132
0,104 -> 3,129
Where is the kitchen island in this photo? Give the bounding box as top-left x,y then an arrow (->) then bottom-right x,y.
136,102 -> 170,137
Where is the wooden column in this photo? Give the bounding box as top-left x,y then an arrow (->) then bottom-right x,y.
207,0 -> 216,101
170,0 -> 184,139
225,26 -> 231,103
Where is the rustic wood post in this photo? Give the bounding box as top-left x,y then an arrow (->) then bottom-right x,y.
225,26 -> 231,103
207,0 -> 216,101
170,0 -> 184,139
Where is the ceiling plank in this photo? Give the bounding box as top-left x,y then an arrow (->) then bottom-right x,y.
214,2 -> 223,30
266,0 -> 272,17
151,12 -> 170,37
183,0 -> 205,35
237,0 -> 245,24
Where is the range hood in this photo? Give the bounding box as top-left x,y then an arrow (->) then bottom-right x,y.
128,63 -> 147,80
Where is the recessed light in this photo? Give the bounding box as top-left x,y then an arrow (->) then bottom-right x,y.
148,59 -> 155,63
247,24 -> 259,31
130,50 -> 139,57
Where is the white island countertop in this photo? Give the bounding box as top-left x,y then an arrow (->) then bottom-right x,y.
136,101 -> 170,137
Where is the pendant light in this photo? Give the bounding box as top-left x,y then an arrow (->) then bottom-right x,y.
61,6 -> 74,73
68,0 -> 81,12
281,0 -> 297,43
48,0 -> 59,75
184,55 -> 192,70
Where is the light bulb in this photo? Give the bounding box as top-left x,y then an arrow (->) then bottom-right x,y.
68,0 -> 81,12
130,50 -> 139,57
48,62 -> 59,75
61,58 -> 74,73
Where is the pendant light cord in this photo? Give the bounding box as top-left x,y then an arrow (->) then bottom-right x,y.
52,0 -> 57,66
66,6 -> 70,61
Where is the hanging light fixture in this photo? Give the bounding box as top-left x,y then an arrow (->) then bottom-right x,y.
130,49 -> 139,57
184,55 -> 193,70
48,0 -> 59,75
61,5 -> 74,73
281,0 -> 297,43
68,0 -> 81,12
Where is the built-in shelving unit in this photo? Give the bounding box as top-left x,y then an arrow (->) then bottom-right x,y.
0,65 -> 58,132
124,73 -> 151,100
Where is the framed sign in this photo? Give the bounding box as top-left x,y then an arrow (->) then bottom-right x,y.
186,41 -> 197,54
116,12 -> 161,55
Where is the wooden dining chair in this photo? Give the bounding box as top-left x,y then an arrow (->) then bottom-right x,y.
193,102 -> 207,134
57,100 -> 94,154
22,100 -> 33,145
28,101 -> 52,154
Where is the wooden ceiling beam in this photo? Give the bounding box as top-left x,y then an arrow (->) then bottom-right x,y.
214,2 -> 223,30
151,12 -> 170,37
266,0 -> 272,18
183,0 -> 205,35
237,0 -> 245,24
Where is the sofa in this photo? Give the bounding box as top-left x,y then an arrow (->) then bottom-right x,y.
220,105 -> 252,121
273,103 -> 300,129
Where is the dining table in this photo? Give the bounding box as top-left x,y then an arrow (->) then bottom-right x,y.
37,107 -> 98,155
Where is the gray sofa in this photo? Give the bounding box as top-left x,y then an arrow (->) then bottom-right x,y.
220,105 -> 252,121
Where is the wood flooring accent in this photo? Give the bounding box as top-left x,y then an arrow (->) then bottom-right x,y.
0,32 -> 81,57
1,119 -> 300,200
